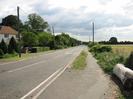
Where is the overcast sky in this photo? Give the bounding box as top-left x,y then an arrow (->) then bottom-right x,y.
0,0 -> 133,41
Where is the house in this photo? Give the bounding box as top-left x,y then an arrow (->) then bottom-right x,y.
0,26 -> 18,43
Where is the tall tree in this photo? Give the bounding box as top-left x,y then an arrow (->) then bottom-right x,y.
27,13 -> 49,33
1,15 -> 22,30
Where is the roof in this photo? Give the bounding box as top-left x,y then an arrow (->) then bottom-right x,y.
0,26 -> 18,35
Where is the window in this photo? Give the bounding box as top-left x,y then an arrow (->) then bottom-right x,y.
4,34 -> 9,38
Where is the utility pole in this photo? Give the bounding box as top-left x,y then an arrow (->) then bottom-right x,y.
17,6 -> 21,57
52,26 -> 55,48
92,22 -> 95,44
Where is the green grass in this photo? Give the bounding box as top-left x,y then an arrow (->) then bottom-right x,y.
0,50 -> 54,62
72,51 -> 88,70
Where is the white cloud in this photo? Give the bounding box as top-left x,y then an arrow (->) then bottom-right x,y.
0,0 -> 133,41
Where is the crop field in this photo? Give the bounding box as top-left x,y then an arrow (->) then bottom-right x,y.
110,45 -> 133,57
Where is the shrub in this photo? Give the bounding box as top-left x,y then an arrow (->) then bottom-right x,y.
88,42 -> 98,47
0,49 -> 4,58
0,39 -> 8,54
8,37 -> 18,54
95,52 -> 124,73
125,51 -> 133,70
90,44 -> 112,53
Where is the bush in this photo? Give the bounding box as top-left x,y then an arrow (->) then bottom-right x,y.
125,51 -> 133,70
88,42 -> 98,47
0,39 -> 8,54
95,52 -> 124,73
90,44 -> 112,53
8,37 -> 18,53
0,49 -> 4,58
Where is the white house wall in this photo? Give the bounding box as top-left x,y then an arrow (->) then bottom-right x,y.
0,34 -> 17,44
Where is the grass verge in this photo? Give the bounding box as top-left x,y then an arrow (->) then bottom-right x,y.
72,51 -> 88,70
0,50 -> 54,62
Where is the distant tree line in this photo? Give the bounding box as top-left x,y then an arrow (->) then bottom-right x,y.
99,37 -> 133,45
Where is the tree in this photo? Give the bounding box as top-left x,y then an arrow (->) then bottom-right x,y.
0,39 -> 8,54
38,32 -> 53,47
8,37 -> 18,53
22,32 -> 38,47
1,15 -> 22,30
26,13 -> 49,33
109,37 -> 118,44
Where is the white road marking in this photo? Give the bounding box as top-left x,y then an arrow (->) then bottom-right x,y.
20,48 -> 82,99
33,65 -> 68,99
20,66 -> 63,99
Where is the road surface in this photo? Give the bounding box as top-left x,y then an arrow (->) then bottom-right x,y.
0,46 -> 84,99
38,51 -> 111,99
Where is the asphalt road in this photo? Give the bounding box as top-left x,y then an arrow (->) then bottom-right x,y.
0,46 -> 84,99
38,50 -> 110,99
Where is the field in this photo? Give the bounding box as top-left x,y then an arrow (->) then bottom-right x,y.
111,45 -> 133,57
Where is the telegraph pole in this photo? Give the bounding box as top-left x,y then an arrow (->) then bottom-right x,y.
17,6 -> 21,57
52,26 -> 55,48
92,22 -> 95,44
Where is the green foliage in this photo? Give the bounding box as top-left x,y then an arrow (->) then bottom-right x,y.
88,42 -> 98,47
54,33 -> 76,49
38,32 -> 53,47
0,49 -> 4,58
90,44 -> 112,53
72,51 -> 88,70
109,37 -> 118,44
22,32 -> 38,47
1,15 -> 22,30
8,37 -> 18,54
35,47 -> 50,52
0,39 -> 8,54
89,44 -> 124,73
94,52 -> 124,73
125,51 -> 133,70
26,13 -> 48,33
